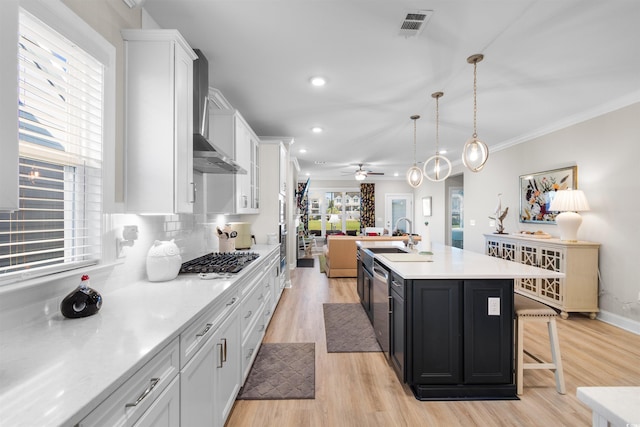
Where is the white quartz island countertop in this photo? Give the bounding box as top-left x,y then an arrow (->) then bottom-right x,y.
357,241 -> 564,280
0,245 -> 279,427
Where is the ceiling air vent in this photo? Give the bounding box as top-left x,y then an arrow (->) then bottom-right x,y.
399,10 -> 433,38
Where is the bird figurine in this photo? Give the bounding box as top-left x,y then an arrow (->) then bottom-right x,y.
489,193 -> 509,234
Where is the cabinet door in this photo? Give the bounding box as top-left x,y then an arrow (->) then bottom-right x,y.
356,256 -> 364,304
133,376 -> 180,427
390,287 -> 405,382
411,280 -> 461,384
173,41 -> 195,213
463,280 -> 513,384
180,327 -> 217,426
517,243 -> 539,294
538,246 -> 563,304
213,309 -> 241,427
122,32 -> 195,214
250,138 -> 260,209
363,268 -> 373,321
279,143 -> 287,195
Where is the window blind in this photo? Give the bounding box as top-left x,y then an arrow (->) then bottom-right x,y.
0,10 -> 103,279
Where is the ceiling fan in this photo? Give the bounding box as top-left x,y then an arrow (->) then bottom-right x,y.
347,164 -> 384,181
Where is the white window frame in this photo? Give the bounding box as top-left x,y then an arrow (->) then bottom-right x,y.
0,0 -> 116,286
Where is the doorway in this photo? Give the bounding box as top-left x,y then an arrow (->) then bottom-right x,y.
385,194 -> 413,234
445,174 -> 464,249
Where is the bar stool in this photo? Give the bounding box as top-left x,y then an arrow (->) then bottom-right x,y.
514,294 -> 566,395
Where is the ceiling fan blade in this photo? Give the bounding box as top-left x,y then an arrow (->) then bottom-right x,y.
367,172 -> 384,175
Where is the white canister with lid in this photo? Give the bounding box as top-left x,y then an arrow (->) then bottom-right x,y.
146,239 -> 182,282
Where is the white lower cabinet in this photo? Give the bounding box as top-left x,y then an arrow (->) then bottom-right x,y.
79,338 -> 180,427
180,302 -> 240,427
213,309 -> 242,425
133,376 -> 180,427
78,248 -> 282,427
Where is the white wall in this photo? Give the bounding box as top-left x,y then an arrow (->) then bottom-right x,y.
462,102 -> 640,326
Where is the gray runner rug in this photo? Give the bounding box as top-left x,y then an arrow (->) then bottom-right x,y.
238,342 -> 315,400
323,303 -> 381,353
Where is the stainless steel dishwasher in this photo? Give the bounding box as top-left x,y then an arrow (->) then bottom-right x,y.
372,259 -> 390,355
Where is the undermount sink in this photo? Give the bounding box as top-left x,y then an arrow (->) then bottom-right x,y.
364,247 -> 408,254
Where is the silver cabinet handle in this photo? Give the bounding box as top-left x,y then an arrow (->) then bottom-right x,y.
258,293 -> 264,301
392,280 -> 402,288
125,378 -> 159,408
189,182 -> 196,204
246,348 -> 254,359
258,324 -> 265,332
244,310 -> 253,319
217,343 -> 224,368
226,297 -> 237,306
196,323 -> 213,338
221,338 -> 228,362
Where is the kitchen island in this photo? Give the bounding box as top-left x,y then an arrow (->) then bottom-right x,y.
356,241 -> 564,400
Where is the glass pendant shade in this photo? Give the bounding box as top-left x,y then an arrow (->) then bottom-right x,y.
423,91 -> 451,182
462,136 -> 489,172
406,115 -> 423,188
407,166 -> 424,188
424,154 -> 452,182
463,54 -> 489,173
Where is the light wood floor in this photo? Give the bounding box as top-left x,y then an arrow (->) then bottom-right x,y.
226,259 -> 640,426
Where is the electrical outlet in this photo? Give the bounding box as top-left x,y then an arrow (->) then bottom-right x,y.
489,219 -> 495,227
470,219 -> 476,226
123,225 -> 139,241
488,297 -> 500,316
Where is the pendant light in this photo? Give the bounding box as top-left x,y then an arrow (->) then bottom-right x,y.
423,91 -> 452,182
406,115 -> 424,188
462,53 -> 489,172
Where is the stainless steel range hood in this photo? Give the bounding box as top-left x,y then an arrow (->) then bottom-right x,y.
193,49 -> 246,174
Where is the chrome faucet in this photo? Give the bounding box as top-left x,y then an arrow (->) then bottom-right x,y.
394,217 -> 415,249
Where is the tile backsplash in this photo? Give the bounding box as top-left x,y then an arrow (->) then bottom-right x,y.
0,210 -> 241,329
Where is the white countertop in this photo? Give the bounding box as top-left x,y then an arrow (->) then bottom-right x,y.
357,241 -> 564,280
0,245 -> 278,427
577,386 -> 640,426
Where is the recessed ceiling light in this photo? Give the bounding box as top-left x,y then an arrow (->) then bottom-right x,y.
305,172 -> 310,176
393,172 -> 399,177
299,148 -> 307,153
439,149 -> 447,155
311,127 -> 323,133
310,76 -> 326,87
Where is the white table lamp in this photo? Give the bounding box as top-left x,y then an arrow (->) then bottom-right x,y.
549,189 -> 590,241
328,214 -> 340,230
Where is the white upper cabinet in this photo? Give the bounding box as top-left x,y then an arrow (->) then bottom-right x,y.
205,109 -> 260,214
122,30 -> 197,214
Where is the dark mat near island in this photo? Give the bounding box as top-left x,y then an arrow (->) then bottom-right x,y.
297,257 -> 314,268
323,303 -> 381,353
237,342 -> 315,400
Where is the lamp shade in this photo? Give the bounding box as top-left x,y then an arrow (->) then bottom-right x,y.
549,189 -> 590,212
328,214 -> 340,224
549,189 -> 590,241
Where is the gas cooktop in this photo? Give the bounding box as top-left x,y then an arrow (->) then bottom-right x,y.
179,252 -> 260,274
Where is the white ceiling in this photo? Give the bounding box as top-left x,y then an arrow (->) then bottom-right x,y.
142,0 -> 640,180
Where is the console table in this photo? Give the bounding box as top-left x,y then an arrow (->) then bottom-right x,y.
484,234 -> 600,319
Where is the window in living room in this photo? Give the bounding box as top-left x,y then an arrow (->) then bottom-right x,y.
308,189 -> 360,236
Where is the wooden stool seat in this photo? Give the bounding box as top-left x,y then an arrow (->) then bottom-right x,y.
515,294 -> 566,395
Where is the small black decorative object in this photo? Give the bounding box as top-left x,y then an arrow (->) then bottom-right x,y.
60,274 -> 102,318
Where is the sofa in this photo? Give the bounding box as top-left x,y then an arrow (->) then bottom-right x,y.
322,234 -> 419,278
